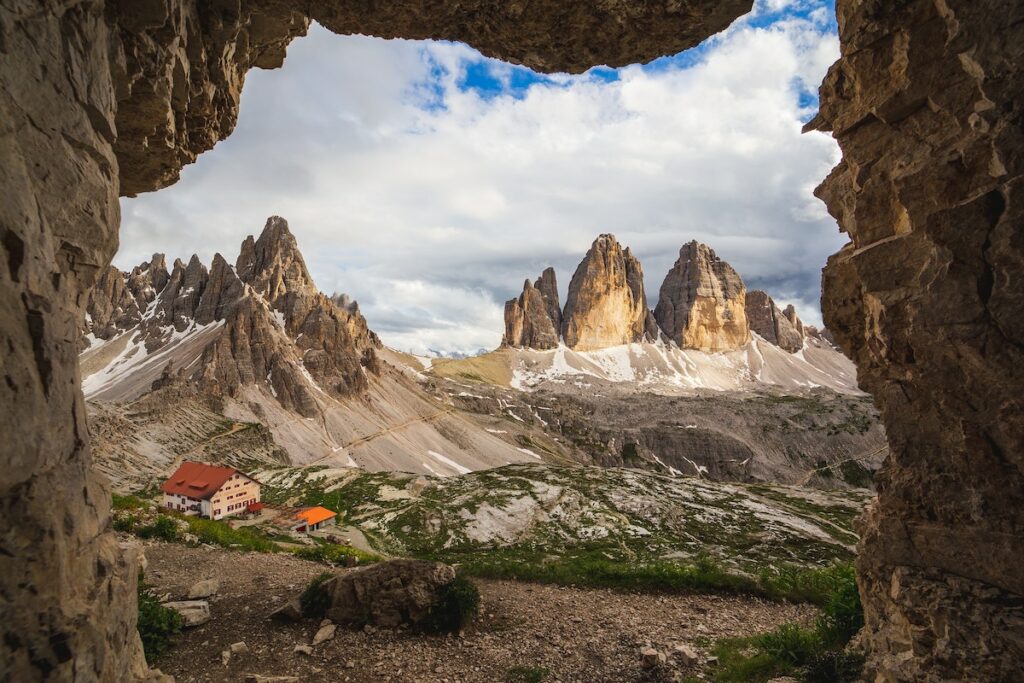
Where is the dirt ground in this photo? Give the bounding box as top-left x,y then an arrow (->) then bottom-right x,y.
144,542 -> 815,683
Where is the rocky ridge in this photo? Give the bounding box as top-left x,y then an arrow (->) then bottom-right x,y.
504,234 -> 825,356
84,216 -> 379,417
745,290 -> 804,352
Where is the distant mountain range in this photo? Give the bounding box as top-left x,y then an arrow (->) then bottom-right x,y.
81,216 -> 881,491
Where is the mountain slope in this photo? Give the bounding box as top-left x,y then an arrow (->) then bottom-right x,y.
81,217 -> 537,482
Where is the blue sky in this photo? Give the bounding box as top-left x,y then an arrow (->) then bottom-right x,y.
118,0 -> 843,356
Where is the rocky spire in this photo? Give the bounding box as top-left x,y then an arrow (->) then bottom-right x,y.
653,241 -> 750,352
503,277 -> 560,349
534,267 -> 562,333
745,290 -> 803,353
561,234 -> 652,351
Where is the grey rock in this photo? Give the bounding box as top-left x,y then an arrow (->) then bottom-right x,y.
163,600 -> 211,627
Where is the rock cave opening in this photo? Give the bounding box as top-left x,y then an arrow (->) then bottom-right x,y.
1,1 -> 1020,681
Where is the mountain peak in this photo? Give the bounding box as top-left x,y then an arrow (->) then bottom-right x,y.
654,241 -> 749,351
562,234 -> 651,351
236,215 -> 316,302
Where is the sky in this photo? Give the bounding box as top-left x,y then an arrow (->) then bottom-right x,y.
118,0 -> 844,357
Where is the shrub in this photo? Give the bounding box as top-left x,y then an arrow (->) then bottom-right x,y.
420,575 -> 480,634
293,542 -> 380,566
299,572 -> 334,619
137,515 -> 181,542
506,665 -> 549,683
713,563 -> 865,682
184,516 -> 277,552
113,513 -> 139,533
136,574 -> 183,662
803,649 -> 865,683
112,493 -> 146,510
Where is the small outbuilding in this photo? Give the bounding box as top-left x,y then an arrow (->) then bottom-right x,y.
289,506 -> 337,533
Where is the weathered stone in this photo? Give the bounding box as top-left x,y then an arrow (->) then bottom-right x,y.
163,600 -> 211,627
745,290 -> 804,353
244,676 -> 300,683
535,267 -> 562,334
654,241 -> 750,352
673,643 -> 699,666
229,641 -> 249,654
270,598 -> 303,622
292,644 -> 313,656
502,277 -> 560,350
312,623 -> 336,646
809,1 -> 1024,679
187,578 -> 220,599
640,646 -> 665,669
562,235 -> 653,350
320,559 -> 457,628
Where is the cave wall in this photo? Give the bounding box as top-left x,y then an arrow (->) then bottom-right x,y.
0,0 -> 749,680
3,0 -> 1020,680
811,0 -> 1024,679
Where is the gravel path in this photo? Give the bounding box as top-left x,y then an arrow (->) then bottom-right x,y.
144,542 -> 815,682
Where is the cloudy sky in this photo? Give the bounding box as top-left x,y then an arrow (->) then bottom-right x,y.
118,0 -> 843,356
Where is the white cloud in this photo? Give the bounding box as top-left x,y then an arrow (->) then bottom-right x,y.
118,6 -> 842,355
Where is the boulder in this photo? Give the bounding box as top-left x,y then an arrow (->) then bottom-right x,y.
312,623 -> 336,646
319,559 -> 457,627
187,578 -> 220,599
270,598 -> 302,622
162,600 -> 211,627
640,646 -> 666,669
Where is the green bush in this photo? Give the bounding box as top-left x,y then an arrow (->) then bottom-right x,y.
816,563 -> 863,646
137,515 -> 180,542
506,665 -> 549,682
113,493 -> 147,510
136,574 -> 183,662
803,649 -> 866,683
184,516 -> 278,552
113,513 -> 139,533
713,564 -> 865,683
299,572 -> 334,619
420,575 -> 480,634
293,542 -> 380,566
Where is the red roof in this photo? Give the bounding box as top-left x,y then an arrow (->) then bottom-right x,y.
247,502 -> 265,512
161,462 -> 242,500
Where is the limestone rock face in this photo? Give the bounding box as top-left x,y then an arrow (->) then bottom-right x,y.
745,290 -> 804,353
654,242 -> 750,352
535,267 -> 562,333
3,1 -> 753,680
503,277 -> 560,350
810,0 -> 1024,679
561,235 -> 652,351
84,217 -> 379,416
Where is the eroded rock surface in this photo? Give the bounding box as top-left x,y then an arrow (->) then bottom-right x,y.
562,235 -> 653,351
319,560 -> 457,628
810,0 -> 1024,678
654,242 -> 750,352
745,290 -> 804,353
503,277 -> 560,350
84,216 -> 379,415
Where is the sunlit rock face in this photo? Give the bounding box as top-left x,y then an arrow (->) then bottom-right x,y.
561,235 -> 653,351
810,0 -> 1024,679
745,290 -> 804,353
654,241 -> 750,352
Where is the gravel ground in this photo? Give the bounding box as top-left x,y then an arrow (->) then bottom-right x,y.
144,542 -> 815,683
